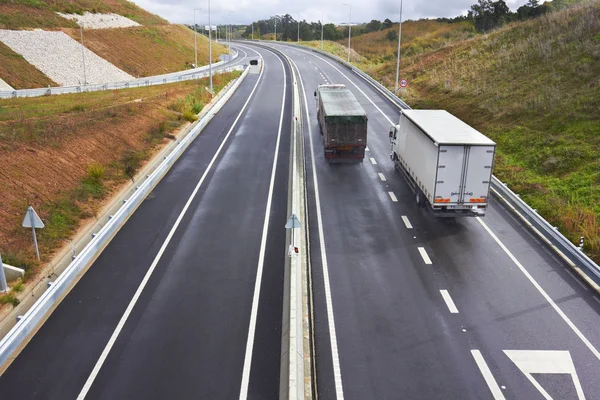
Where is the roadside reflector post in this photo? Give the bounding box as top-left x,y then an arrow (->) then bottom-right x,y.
579,236 -> 584,251
0,254 -> 8,293
285,214 -> 302,257
22,206 -> 45,261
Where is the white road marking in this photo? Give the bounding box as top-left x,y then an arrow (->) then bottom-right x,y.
401,216 -> 413,229
504,350 -> 585,400
378,173 -> 386,182
77,56 -> 267,400
239,49 -> 288,400
388,192 -> 398,202
370,157 -> 377,165
440,290 -> 459,313
477,217 -> 600,362
471,350 -> 507,400
418,247 -> 432,265
293,57 -> 345,399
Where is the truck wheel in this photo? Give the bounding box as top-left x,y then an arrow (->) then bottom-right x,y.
416,191 -> 423,207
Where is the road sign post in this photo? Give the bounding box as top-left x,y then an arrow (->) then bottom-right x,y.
22,206 -> 45,260
285,214 -> 301,257
0,254 -> 7,293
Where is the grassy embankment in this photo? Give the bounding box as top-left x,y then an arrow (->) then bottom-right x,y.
63,25 -> 227,77
304,3 -> 600,261
0,0 -> 167,30
0,71 -> 240,304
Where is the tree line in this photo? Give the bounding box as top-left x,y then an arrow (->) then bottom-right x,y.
242,0 -> 583,41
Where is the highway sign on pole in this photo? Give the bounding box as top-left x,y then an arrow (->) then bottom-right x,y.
22,206 -> 44,260
400,78 -> 408,88
286,214 -> 301,257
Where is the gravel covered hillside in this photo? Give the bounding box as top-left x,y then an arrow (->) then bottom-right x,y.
0,29 -> 133,86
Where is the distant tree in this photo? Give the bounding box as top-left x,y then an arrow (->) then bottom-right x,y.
365,19 -> 382,32
382,18 -> 393,29
470,0 -> 514,32
323,23 -> 342,40
386,29 -> 398,42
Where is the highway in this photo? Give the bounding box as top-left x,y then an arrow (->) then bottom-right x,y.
2,38 -> 600,400
0,44 -> 291,399
268,43 -> 600,400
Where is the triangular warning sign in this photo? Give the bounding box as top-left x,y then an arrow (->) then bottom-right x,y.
285,214 -> 301,229
22,206 -> 45,229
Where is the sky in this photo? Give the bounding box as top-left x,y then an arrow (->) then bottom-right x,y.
133,0 -> 532,26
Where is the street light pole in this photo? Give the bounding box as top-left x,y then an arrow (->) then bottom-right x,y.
274,18 -> 277,41
193,8 -> 201,68
252,23 -> 254,40
343,4 -> 352,63
79,26 -> 87,85
394,0 -> 404,94
297,13 -> 300,42
320,10 -> 324,50
208,0 -> 212,93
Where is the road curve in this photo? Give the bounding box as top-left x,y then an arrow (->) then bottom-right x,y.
268,42 -> 600,400
0,44 -> 291,399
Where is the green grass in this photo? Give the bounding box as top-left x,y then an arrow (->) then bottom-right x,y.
0,292 -> 20,307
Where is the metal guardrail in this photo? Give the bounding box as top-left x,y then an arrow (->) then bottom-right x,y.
0,66 -> 250,369
264,40 -> 600,289
0,49 -> 241,99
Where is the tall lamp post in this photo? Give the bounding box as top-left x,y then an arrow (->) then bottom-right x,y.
316,9 -> 324,50
297,13 -> 301,42
394,0 -> 404,94
208,0 -> 212,93
274,17 -> 277,41
193,8 -> 202,68
343,3 -> 352,63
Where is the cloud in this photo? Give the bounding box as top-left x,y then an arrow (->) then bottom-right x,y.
132,0 -> 533,25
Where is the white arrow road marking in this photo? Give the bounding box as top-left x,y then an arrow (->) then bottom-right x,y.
504,350 -> 585,400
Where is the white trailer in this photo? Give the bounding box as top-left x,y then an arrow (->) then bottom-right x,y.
389,110 -> 496,217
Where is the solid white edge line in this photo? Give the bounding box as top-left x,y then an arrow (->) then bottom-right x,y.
440,290 -> 459,314
370,157 -> 377,165
239,50 -> 287,400
471,350 -> 507,400
418,247 -> 432,265
378,173 -> 386,182
476,217 -> 600,362
292,55 -> 345,399
388,192 -> 398,202
77,61 -> 266,400
401,216 -> 413,229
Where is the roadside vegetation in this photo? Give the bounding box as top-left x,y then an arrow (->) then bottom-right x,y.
62,25 -> 228,77
0,71 -> 240,295
0,0 -> 166,30
297,1 -> 600,261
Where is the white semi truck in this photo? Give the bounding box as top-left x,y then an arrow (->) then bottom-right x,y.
389,110 -> 496,217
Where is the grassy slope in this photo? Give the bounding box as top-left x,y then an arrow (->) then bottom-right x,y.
0,71 -> 240,278
0,41 -> 56,88
63,25 -> 228,77
306,3 -> 600,259
0,0 -> 166,30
